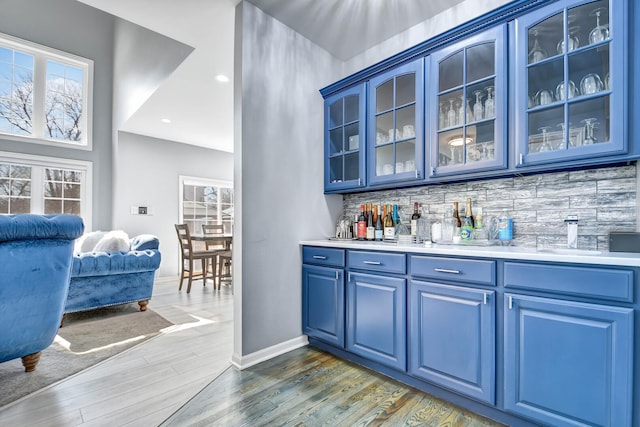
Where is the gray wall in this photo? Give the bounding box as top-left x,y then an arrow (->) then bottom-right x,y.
343,165 -> 637,250
114,131 -> 233,278
0,0 -> 115,230
236,2 -> 343,356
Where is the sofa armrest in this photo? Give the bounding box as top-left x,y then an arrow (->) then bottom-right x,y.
71,249 -> 161,278
0,214 -> 84,242
130,234 -> 159,251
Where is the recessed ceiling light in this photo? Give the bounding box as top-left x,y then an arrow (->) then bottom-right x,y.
161,118 -> 171,124
216,74 -> 230,83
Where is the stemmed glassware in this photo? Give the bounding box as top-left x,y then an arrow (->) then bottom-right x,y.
557,25 -> 580,54
528,29 -> 547,63
439,101 -> 446,129
556,80 -> 578,101
580,73 -> 604,95
484,86 -> 495,119
581,118 -> 599,145
447,98 -> 456,128
473,90 -> 484,121
466,98 -> 474,123
457,95 -> 466,126
538,126 -> 553,152
589,7 -> 609,44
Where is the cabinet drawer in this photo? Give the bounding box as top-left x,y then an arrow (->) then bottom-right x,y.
410,255 -> 496,286
302,246 -> 345,268
504,262 -> 634,303
348,250 -> 406,274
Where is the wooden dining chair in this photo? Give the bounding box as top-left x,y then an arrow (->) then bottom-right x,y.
175,224 -> 217,293
202,224 -> 232,290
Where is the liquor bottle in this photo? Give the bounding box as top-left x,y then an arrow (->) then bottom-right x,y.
357,205 -> 366,241
366,204 -> 375,241
465,197 -> 475,228
384,204 -> 396,240
374,205 -> 383,241
453,201 -> 462,228
411,202 -> 420,236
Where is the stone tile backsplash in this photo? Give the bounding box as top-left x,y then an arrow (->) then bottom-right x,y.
342,165 -> 637,250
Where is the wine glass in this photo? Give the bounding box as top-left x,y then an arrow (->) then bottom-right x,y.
447,98 -> 456,128
466,98 -> 474,123
438,101 -> 446,129
484,86 -> 495,119
473,90 -> 484,121
536,89 -> 554,106
556,80 -> 578,101
604,72 -> 611,90
581,118 -> 599,145
528,29 -> 547,63
557,26 -> 580,54
580,73 -> 603,95
538,126 -> 552,152
589,7 -> 609,44
457,95 -> 466,125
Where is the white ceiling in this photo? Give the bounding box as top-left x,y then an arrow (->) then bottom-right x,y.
78,0 -> 467,154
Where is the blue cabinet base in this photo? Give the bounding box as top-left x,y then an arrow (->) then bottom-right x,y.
307,339 -> 539,427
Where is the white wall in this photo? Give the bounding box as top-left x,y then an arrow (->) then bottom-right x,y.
234,1 -> 343,359
344,0 -> 511,75
113,131 -> 233,278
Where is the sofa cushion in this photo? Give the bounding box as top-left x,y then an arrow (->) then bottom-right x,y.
0,214 -> 84,242
130,234 -> 160,251
71,249 -> 161,278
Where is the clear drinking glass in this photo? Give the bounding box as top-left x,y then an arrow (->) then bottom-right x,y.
589,7 -> 609,44
556,80 -> 578,101
536,89 -> 554,105
447,98 -> 457,127
484,86 -> 495,119
466,98 -> 474,123
580,73 -> 603,95
473,90 -> 484,121
581,118 -> 599,144
538,126 -> 552,152
457,95 -> 465,125
557,25 -> 580,54
439,101 -> 446,129
528,29 -> 547,63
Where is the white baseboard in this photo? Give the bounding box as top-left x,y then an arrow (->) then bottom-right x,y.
231,335 -> 309,370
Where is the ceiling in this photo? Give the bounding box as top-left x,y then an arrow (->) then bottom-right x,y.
78,0 -> 467,154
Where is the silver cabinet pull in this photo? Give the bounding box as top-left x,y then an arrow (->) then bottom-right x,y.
483,293 -> 488,305
519,152 -> 524,165
363,261 -> 382,265
508,295 -> 513,310
434,268 -> 460,274
335,271 -> 338,280
313,255 -> 327,260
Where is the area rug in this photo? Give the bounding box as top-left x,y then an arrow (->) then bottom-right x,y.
0,303 -> 173,408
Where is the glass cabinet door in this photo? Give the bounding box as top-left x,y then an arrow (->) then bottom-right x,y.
324,84 -> 366,192
429,25 -> 507,177
515,0 -> 626,166
368,59 -> 424,185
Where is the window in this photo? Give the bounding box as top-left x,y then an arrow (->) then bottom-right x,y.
0,151 -> 92,229
180,176 -> 233,234
0,32 -> 93,149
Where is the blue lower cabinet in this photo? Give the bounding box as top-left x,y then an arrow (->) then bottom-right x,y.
347,272 -> 406,371
302,265 -> 344,347
504,294 -> 633,427
409,280 -> 495,404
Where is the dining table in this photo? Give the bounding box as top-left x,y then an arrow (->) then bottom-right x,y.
190,233 -> 233,250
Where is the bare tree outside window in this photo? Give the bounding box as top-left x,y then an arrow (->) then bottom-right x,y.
0,163 -> 32,214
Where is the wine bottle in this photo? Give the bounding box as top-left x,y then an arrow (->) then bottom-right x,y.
384,204 -> 396,240
366,203 -> 375,241
465,197 -> 475,228
357,204 -> 366,241
453,201 -> 462,228
411,202 -> 420,236
374,205 -> 383,241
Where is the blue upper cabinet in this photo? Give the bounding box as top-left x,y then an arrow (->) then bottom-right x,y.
513,0 -> 627,167
428,25 -> 508,177
367,59 -> 424,186
324,84 -> 367,192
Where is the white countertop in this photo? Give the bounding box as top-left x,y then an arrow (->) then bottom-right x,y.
300,239 -> 640,267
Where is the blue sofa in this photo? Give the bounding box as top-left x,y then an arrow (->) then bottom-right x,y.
65,234 -> 161,314
0,214 -> 84,371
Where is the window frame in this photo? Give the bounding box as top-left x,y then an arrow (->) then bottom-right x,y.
179,175 -> 233,234
0,31 -> 94,150
0,150 -> 92,230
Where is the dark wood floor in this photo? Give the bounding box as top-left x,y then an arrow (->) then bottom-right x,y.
162,346 -> 504,427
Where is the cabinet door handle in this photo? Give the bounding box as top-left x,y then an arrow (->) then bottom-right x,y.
430,167 -> 436,176
518,153 -> 524,165
434,268 -> 460,274
415,170 -> 419,179
358,178 -> 362,186
313,255 -> 327,260
363,261 -> 382,265
483,293 -> 488,305
508,295 -> 513,309
335,271 -> 339,280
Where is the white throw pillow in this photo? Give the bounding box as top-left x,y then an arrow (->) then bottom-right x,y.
93,230 -> 130,252
76,231 -> 107,253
